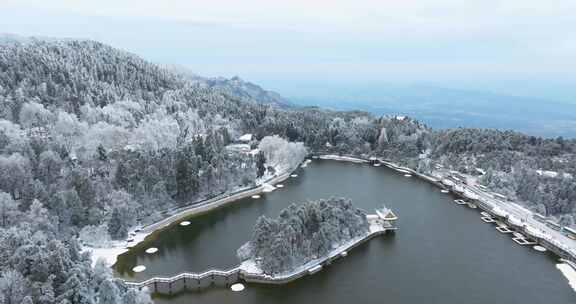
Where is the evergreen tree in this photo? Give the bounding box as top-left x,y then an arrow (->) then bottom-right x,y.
98,280 -> 121,304
114,162 -> 130,190
256,152 -> 266,178
108,207 -> 127,240
96,144 -> 108,162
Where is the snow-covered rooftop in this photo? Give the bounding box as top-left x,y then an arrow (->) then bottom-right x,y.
226,144 -> 251,152
238,134 -> 253,142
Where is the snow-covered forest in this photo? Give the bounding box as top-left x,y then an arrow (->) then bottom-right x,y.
426,129 -> 576,226
1,38 -> 576,302
0,40 -> 312,303
237,198 -> 369,274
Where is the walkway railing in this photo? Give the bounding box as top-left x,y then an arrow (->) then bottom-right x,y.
139,166 -> 297,233
124,216 -> 395,293
313,153 -> 576,263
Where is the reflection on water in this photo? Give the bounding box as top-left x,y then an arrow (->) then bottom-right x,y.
114,160 -> 575,304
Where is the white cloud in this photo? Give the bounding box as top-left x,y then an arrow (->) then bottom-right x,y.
1,0 -> 574,100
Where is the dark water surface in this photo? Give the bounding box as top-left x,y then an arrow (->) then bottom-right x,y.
114,160 -> 575,304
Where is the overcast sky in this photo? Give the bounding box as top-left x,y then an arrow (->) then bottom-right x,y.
1,0 -> 575,101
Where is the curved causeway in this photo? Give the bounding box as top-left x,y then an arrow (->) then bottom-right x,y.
125,213 -> 396,294
114,159 -> 576,304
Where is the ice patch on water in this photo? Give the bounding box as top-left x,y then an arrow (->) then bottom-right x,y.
132,265 -> 146,272
145,247 -> 158,254
231,283 -> 245,292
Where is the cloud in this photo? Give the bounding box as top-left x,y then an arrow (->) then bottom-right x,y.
1,0 -> 574,100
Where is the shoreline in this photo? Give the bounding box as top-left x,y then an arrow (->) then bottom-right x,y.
84,166 -> 299,267
313,154 -> 576,264
100,153 -> 576,288
556,260 -> 576,292
375,158 -> 576,265
124,214 -> 395,292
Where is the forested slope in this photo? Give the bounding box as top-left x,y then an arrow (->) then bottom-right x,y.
0,38 -> 575,303
0,39 -> 386,303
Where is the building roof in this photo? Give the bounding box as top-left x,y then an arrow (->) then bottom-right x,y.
376,208 -> 398,221
238,134 -> 253,142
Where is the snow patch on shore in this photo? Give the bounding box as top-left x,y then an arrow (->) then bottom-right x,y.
262,183 -> 276,193
239,259 -> 262,274
557,263 -> 576,292
85,247 -> 129,268
301,159 -> 312,168
83,230 -> 150,267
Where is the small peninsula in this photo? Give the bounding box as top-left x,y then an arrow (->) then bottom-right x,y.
237,197 -> 371,275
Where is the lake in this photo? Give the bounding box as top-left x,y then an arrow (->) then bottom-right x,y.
114,159 -> 576,304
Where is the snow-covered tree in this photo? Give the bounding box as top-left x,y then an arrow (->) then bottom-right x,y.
258,135 -> 306,173
238,197 -> 369,274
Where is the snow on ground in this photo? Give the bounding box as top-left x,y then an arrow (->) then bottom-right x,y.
240,217 -> 384,279
556,263 -> 576,292
262,183 -> 276,193
301,159 -> 312,168
269,233 -> 372,279
238,134 -> 253,142
319,155 -> 367,163
536,170 -> 573,179
85,165 -> 297,270
84,246 -> 129,268
239,259 -> 263,274
511,203 -> 532,214
369,222 -> 386,233
83,230 -> 150,267
463,189 -> 479,200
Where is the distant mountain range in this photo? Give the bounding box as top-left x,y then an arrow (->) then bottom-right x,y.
166,65 -> 293,108
290,85 -> 576,138
3,33 -> 573,138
